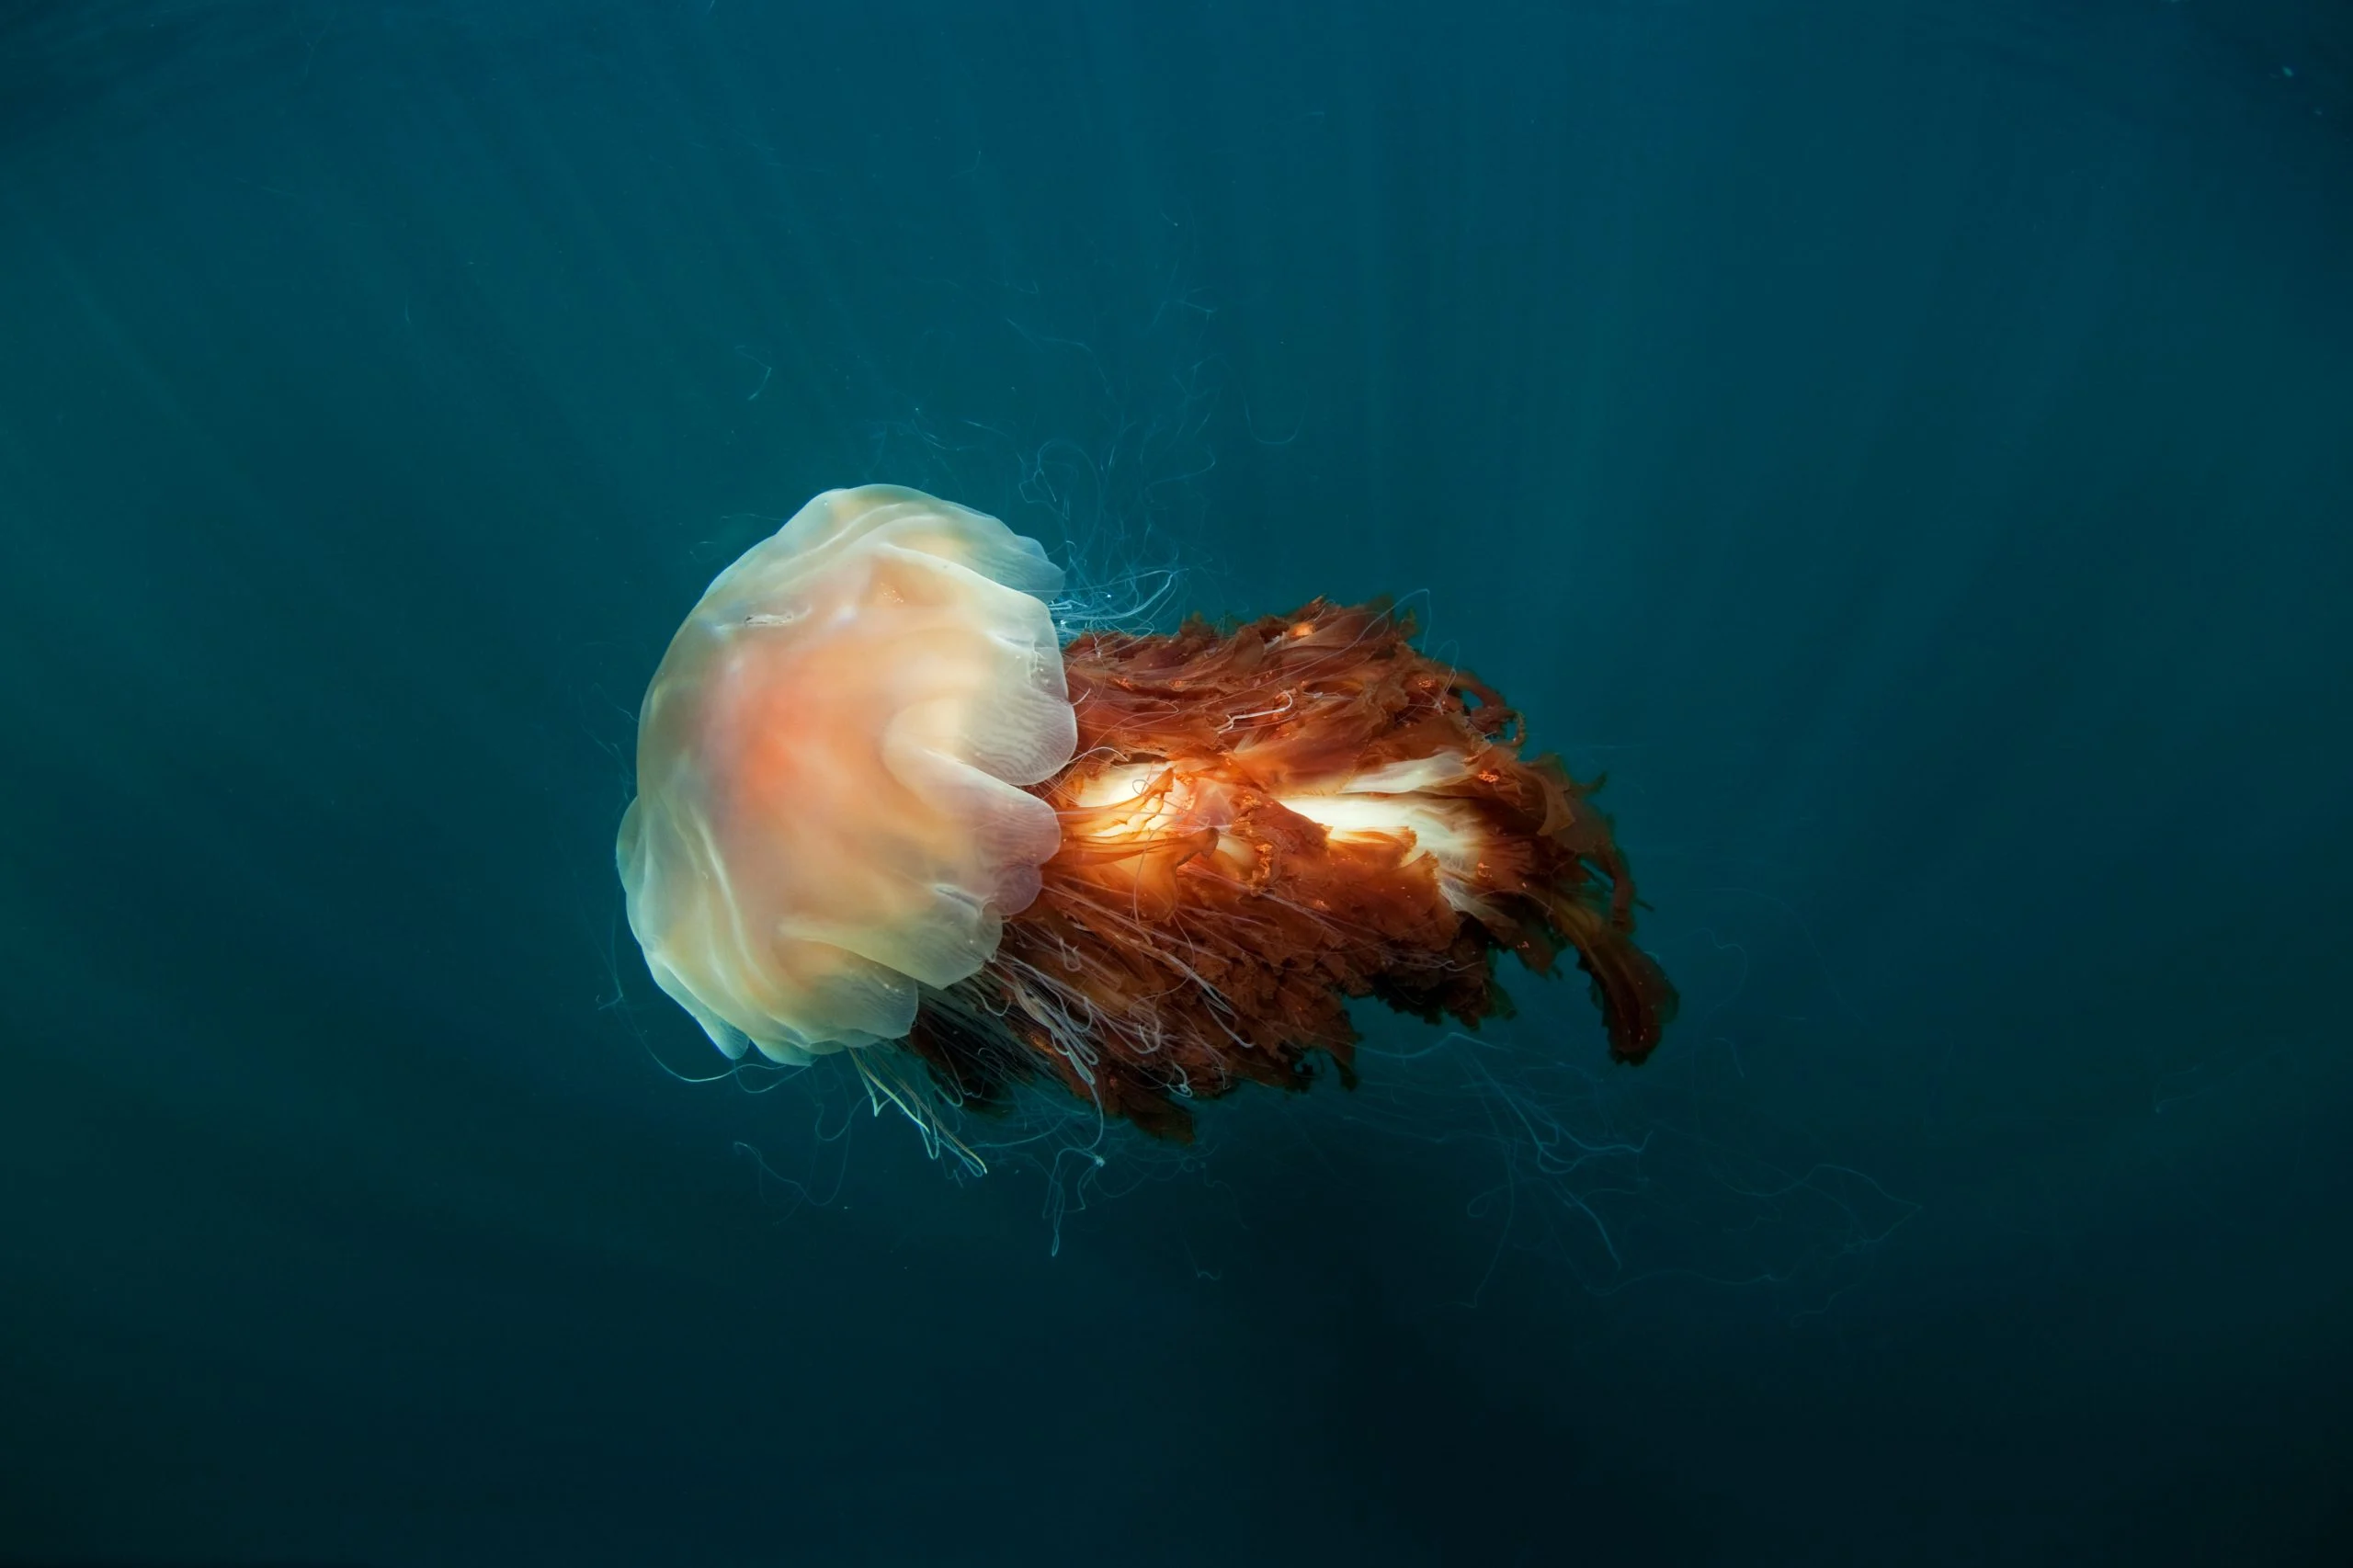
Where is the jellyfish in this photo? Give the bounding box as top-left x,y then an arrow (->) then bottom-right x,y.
618,484 -> 1676,1157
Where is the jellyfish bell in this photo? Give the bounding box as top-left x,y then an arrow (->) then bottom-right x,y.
618,483 -> 1676,1154
616,485 -> 1077,1065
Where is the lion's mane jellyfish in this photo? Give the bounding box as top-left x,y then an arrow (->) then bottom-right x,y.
620,485 -> 1676,1154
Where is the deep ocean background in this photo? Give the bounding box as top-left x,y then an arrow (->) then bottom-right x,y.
4,2 -> 2349,1563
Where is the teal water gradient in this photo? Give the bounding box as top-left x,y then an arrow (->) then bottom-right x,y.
2,3 -> 2347,1562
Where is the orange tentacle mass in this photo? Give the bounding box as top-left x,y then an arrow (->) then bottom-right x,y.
906,600 -> 1677,1140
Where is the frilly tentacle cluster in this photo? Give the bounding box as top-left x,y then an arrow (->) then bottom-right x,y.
910,599 -> 1677,1140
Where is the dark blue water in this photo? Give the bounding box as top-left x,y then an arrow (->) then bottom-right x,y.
4,3 -> 2348,1563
